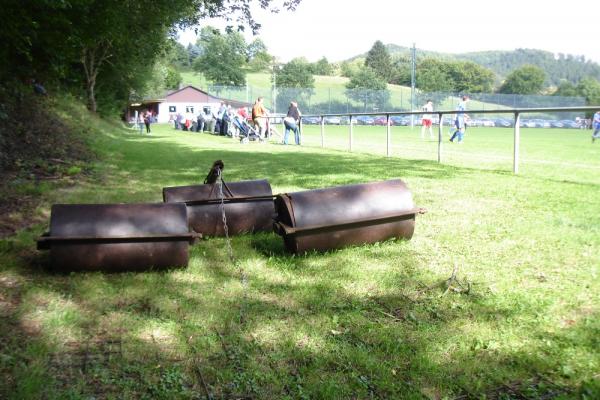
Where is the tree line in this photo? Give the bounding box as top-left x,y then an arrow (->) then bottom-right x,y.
0,0 -> 301,115
178,34 -> 600,109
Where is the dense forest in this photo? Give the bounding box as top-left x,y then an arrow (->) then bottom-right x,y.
363,45 -> 600,87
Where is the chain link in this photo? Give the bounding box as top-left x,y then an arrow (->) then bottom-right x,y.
216,169 -> 234,263
215,168 -> 248,323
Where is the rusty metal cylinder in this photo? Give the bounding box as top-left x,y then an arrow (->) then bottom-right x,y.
162,179 -> 275,236
37,203 -> 196,272
273,180 -> 421,253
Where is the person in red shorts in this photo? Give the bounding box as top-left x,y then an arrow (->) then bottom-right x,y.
421,99 -> 434,139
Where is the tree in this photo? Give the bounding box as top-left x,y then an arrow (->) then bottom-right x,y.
187,43 -> 202,65
247,38 -> 273,72
553,81 -> 578,97
312,57 -> 333,76
389,56 -> 411,86
276,58 -> 315,88
345,66 -> 390,111
416,58 -> 495,93
416,59 -> 454,92
498,65 -> 546,94
449,61 -> 495,93
193,29 -> 248,86
0,0 -> 304,113
576,77 -> 600,116
365,41 -> 392,82
340,59 -> 363,78
274,58 -> 315,107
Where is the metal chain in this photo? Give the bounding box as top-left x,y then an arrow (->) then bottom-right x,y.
216,169 -> 234,263
216,169 -> 248,324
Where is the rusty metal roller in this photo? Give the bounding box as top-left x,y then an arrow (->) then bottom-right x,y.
162,180 -> 275,236
37,203 -> 198,272
273,180 -> 425,253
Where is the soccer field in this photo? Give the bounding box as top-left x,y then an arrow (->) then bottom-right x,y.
297,123 -> 600,185
2,121 -> 598,399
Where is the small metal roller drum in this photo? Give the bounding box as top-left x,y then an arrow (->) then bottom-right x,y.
37,203 -> 197,272
273,179 -> 425,253
162,179 -> 275,236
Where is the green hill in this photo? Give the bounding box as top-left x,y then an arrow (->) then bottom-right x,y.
180,70 -> 415,111
358,45 -> 600,86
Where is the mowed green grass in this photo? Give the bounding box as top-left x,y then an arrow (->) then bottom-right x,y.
1,110 -> 599,399
296,122 -> 600,185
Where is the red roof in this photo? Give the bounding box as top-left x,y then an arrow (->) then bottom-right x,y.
165,86 -> 221,103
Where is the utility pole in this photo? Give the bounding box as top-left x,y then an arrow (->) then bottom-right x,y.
411,43 -> 416,127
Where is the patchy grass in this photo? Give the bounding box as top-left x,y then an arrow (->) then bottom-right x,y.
0,120 -> 599,399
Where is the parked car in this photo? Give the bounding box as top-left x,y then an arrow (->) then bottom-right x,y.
550,120 -> 565,128
356,116 -> 375,125
531,119 -> 551,128
519,119 -> 537,128
373,116 -> 389,126
560,119 -> 579,129
493,118 -> 513,128
390,116 -> 410,126
324,116 -> 341,125
480,118 -> 495,127
302,116 -> 320,125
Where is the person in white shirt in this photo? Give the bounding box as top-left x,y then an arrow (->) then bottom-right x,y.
421,99 -> 434,139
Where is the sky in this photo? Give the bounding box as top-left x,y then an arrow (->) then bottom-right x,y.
178,0 -> 600,64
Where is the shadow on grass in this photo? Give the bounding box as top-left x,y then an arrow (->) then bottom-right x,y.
2,235 -> 597,398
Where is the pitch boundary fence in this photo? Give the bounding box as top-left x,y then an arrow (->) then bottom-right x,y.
269,106 -> 600,174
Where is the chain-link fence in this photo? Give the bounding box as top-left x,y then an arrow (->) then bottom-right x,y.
208,84 -> 585,118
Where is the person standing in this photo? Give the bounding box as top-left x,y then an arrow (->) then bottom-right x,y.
220,105 -> 232,136
450,95 -> 469,143
252,97 -> 268,138
196,110 -> 205,133
215,102 -> 226,134
283,101 -> 302,145
137,111 -> 145,134
144,111 -> 151,134
421,99 -> 434,139
592,110 -> 600,143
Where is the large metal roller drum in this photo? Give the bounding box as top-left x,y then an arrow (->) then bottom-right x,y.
162,179 -> 275,236
37,203 -> 197,272
273,179 -> 425,253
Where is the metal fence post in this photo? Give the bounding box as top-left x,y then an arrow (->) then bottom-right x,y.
386,114 -> 391,157
438,113 -> 443,163
320,116 -> 325,148
349,115 -> 353,152
513,112 -> 520,174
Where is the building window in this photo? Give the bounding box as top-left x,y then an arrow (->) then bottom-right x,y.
169,106 -> 176,112
186,106 -> 194,113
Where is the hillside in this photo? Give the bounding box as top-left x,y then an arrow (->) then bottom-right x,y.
351,45 -> 600,86
180,70 -> 414,111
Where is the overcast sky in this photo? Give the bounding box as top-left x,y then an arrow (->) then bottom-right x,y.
178,0 -> 600,64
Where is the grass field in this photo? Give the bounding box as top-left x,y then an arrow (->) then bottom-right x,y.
1,107 -> 599,399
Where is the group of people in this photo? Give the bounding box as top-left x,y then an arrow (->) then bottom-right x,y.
167,97 -> 302,145
251,97 -> 302,145
136,111 -> 152,134
172,103 -> 239,136
419,96 -> 470,143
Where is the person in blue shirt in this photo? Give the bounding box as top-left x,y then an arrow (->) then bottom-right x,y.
592,111 -> 600,143
450,95 -> 469,143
